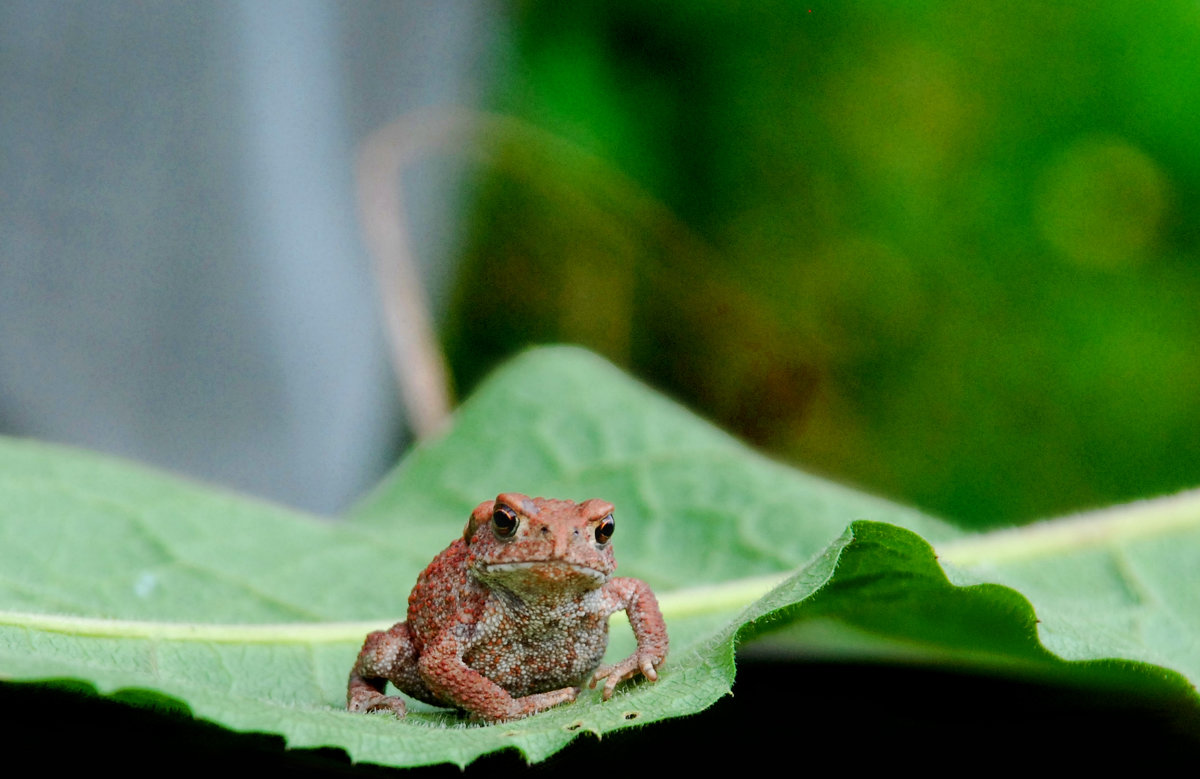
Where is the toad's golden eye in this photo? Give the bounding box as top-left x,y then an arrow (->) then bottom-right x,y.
491,505 -> 519,538
595,514 -> 615,544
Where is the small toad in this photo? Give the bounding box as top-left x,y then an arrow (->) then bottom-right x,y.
347,493 -> 668,722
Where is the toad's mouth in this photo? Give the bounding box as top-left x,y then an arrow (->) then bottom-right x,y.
478,560 -> 608,586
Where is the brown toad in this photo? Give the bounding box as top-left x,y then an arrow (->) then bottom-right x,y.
347,493 -> 669,722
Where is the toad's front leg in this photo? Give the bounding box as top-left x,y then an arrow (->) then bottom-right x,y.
418,631 -> 577,722
590,577 -> 669,699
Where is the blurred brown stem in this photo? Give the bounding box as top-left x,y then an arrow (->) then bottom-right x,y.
356,107 -> 724,437
356,109 -> 474,439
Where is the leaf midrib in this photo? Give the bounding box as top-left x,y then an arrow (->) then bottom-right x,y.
7,489 -> 1197,646
0,572 -> 787,644
936,487 -> 1200,566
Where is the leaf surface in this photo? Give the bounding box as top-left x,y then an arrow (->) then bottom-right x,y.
1,346 -> 1197,767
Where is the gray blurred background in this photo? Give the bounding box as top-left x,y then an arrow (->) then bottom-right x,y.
1,1 -> 502,513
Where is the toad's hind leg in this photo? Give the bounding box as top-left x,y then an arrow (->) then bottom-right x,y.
347,622 -> 429,717
418,633 -> 578,722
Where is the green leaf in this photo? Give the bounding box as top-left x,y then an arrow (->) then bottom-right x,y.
1,346 -> 1198,768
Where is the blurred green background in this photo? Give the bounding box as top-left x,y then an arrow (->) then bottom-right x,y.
445,1 -> 1200,529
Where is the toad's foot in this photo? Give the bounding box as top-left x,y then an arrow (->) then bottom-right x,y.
589,652 -> 662,700
486,685 -> 579,722
347,679 -> 408,717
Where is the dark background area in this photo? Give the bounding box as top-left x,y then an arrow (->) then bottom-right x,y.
8,659 -> 1200,773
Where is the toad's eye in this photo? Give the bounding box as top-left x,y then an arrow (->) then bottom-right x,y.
491,505 -> 519,538
595,514 -> 615,545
